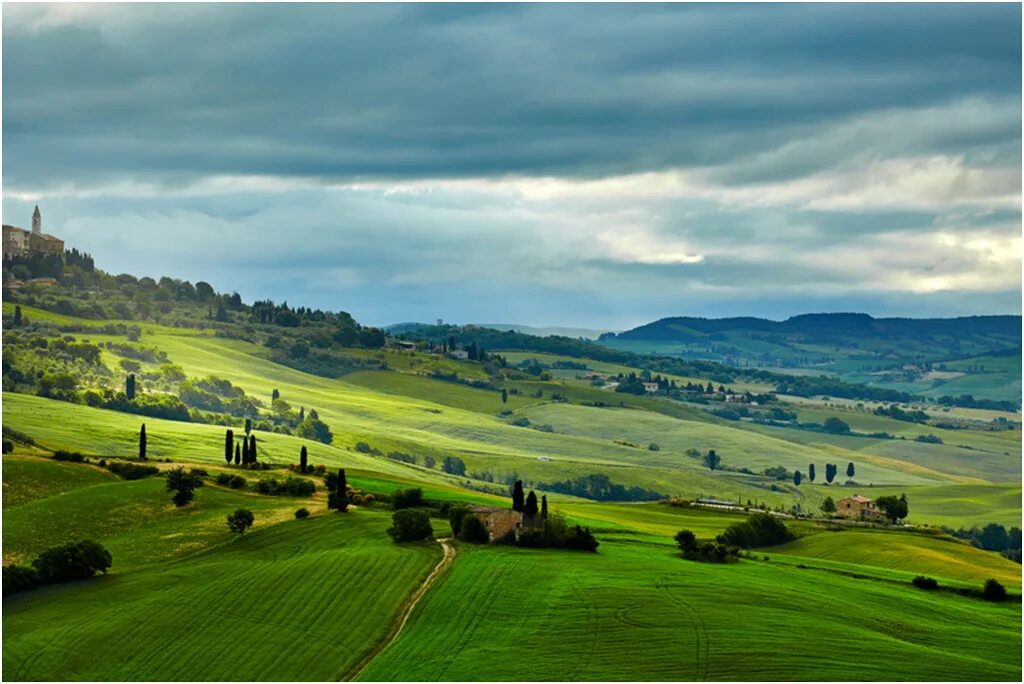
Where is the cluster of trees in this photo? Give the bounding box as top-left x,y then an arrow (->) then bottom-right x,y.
515,514 -> 599,552
946,523 -> 1022,562
873,404 -> 929,424
254,477 -> 316,496
3,540 -> 112,596
874,494 -> 909,523
716,513 -> 794,548
674,529 -> 740,563
534,473 -> 661,502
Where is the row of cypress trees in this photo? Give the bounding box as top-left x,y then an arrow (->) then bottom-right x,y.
511,479 -> 548,521
223,428 -> 259,465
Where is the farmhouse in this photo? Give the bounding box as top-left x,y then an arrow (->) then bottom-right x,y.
467,505 -> 522,542
642,381 -> 660,393
450,349 -> 469,360
3,206 -> 64,259
394,340 -> 417,351
836,494 -> 883,520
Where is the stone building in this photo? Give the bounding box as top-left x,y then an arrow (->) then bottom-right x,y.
467,505 -> 523,543
3,206 -> 64,259
836,494 -> 883,520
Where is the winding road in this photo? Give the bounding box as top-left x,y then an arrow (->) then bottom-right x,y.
343,537 -> 455,681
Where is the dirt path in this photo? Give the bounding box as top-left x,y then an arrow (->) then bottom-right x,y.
343,537 -> 455,681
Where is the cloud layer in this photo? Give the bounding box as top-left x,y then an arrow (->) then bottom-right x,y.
3,3 -> 1020,327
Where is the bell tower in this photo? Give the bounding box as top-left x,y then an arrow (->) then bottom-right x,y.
32,205 -> 41,235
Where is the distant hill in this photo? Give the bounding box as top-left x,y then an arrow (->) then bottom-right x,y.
601,313 -> 1022,403
387,322 -> 611,340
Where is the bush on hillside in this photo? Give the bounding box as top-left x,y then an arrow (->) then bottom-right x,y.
716,513 -> 794,549
2,564 -> 39,596
387,509 -> 433,543
2,440 -> 13,454
983,578 -> 1007,602
254,477 -> 315,496
392,487 -> 425,510
514,514 -> 599,552
215,472 -> 247,489
53,450 -> 85,462
31,540 -> 112,584
912,576 -> 939,590
107,460 -> 160,480
165,466 -> 204,506
294,507 -> 310,519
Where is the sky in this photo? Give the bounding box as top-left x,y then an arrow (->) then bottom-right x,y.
2,3 -> 1021,331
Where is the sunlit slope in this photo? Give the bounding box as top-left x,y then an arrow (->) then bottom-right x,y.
359,540 -> 1021,681
2,513 -> 439,681
773,528 -> 1022,589
2,456 -> 117,509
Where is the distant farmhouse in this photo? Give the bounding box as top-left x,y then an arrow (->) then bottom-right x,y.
467,505 -> 523,542
3,206 -> 64,259
836,494 -> 884,521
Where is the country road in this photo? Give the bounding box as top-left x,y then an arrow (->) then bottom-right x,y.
343,537 -> 455,681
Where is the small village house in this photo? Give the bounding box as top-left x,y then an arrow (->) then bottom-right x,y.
836,494 -> 883,520
642,381 -> 660,393
467,505 -> 523,542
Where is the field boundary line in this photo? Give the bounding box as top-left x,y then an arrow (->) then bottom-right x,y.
343,536 -> 455,681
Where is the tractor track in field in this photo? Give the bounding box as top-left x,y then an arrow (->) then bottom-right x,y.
342,537 -> 455,682
657,583 -> 710,681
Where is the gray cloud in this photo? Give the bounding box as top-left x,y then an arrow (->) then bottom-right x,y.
2,3 -> 1020,326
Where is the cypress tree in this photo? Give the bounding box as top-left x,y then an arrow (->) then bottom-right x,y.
234,442 -> 241,465
300,446 -> 308,473
298,407 -> 305,421
126,373 -> 136,400
846,462 -> 855,478
241,437 -> 249,465
272,388 -> 280,402
541,494 -> 548,519
244,418 -> 252,435
249,435 -> 257,463
13,305 -> 21,327
225,429 -> 234,464
808,463 -> 816,482
338,468 -> 347,495
139,424 -> 147,460
793,470 -> 802,486
525,490 -> 539,519
512,480 -> 525,512
501,389 -> 508,404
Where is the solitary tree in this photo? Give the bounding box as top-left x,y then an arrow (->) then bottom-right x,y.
126,373 -> 136,401
138,424 -> 147,460
166,466 -> 203,507
300,446 -> 308,473
808,463 -> 816,482
703,449 -> 721,471
821,496 -> 836,514
875,494 -> 909,524
244,418 -> 252,435
541,494 -> 548,519
793,470 -> 802,486
524,490 -> 539,520
13,305 -> 21,327
512,480 -> 525,512
846,462 -> 855,478
227,508 -> 255,535
501,389 -> 508,404
234,443 -> 241,465
225,429 -> 234,464
825,463 -> 837,484
272,388 -> 280,402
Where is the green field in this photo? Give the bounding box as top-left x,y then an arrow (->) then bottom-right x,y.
3,296 -> 1021,681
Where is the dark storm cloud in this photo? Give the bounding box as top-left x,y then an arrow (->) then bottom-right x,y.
3,3 -> 1020,189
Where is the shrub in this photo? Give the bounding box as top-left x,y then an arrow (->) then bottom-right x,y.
2,440 -> 13,454
647,443 -> 660,451
31,540 -> 112,584
294,507 -> 310,519
2,564 -> 39,596
717,513 -> 794,549
107,461 -> 160,480
328,490 -> 350,512
53,450 -> 85,462
392,487 -> 425,510
254,477 -> 316,496
912,576 -> 939,590
983,578 -> 1007,602
387,509 -> 433,543
227,508 -> 255,534
459,515 -> 490,544
674,529 -> 697,553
